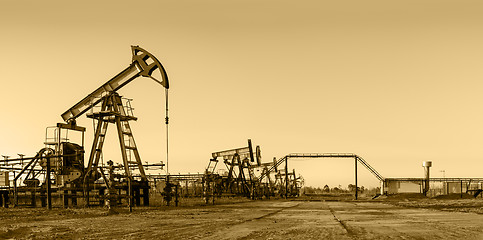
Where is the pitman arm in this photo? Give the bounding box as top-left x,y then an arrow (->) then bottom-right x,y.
61,46 -> 169,123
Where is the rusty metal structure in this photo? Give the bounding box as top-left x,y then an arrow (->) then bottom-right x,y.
203,139 -> 260,201
0,46 -> 169,210
202,140 -> 304,202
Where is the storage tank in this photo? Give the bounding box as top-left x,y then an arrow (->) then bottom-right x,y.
422,161 -> 432,195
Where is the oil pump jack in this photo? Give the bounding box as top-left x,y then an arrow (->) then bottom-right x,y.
11,46 -> 169,208
204,139 -> 262,202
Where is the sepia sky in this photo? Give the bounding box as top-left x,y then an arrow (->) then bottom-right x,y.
1,0 -> 483,188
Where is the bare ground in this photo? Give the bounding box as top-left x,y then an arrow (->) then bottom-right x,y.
1,197 -> 483,239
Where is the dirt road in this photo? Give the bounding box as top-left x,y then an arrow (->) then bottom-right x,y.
1,200 -> 483,239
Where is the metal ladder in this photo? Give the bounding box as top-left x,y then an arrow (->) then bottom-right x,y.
86,92 -> 146,180
112,93 -> 145,179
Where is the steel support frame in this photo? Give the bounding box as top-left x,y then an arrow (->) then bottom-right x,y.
260,153 -> 383,200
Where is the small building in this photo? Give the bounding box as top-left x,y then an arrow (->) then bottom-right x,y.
385,180 -> 421,194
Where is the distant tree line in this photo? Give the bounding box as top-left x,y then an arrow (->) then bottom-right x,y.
303,184 -> 380,195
